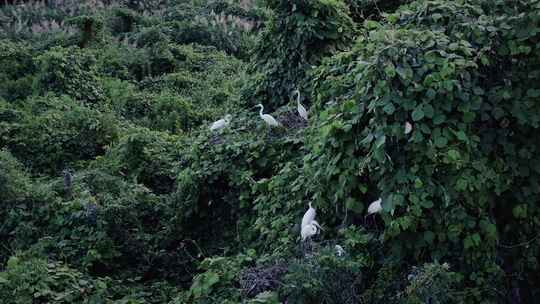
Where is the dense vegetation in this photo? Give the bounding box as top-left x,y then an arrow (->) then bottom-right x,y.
1,0 -> 539,303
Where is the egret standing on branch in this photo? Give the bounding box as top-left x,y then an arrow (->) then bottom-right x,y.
335,244 -> 346,257
300,202 -> 323,241
301,202 -> 316,229
209,114 -> 232,131
294,89 -> 308,121
301,221 -> 322,241
255,104 -> 280,127
404,121 -> 413,135
368,198 -> 382,214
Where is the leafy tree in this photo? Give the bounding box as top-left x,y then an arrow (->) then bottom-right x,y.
306,0 -> 540,301
3,95 -> 118,174
0,40 -> 36,101
247,0 -> 355,109
34,46 -> 105,103
0,254 -> 110,304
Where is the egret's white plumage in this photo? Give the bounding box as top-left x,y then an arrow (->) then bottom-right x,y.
301,202 -> 316,229
256,104 -> 280,127
404,121 -> 413,134
368,198 -> 382,214
301,222 -> 322,242
294,89 -> 308,121
335,244 -> 345,257
310,220 -> 322,231
300,202 -> 323,241
301,223 -> 318,241
210,114 -> 232,131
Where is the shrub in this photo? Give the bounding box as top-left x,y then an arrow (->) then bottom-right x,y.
173,116 -> 305,253
103,127 -> 179,194
0,254 -> 110,304
278,248 -> 363,304
107,7 -> 140,35
0,149 -> 59,264
104,82 -> 204,133
4,95 -> 119,174
400,262 -> 461,304
345,0 -> 410,21
95,45 -> 139,80
163,1 -> 259,58
1,0 -> 539,302
182,253 -> 257,304
65,15 -> 104,48
306,0 -> 540,300
247,0 -> 356,110
34,46 -> 104,103
0,149 -> 29,203
0,39 -> 36,101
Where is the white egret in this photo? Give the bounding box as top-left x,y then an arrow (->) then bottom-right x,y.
404,121 -> 413,134
301,221 -> 323,241
335,244 -> 346,257
255,104 -> 280,127
209,114 -> 232,131
301,202 -> 316,229
300,202 -> 323,241
294,89 -> 308,121
300,220 -> 322,241
368,198 -> 382,214
310,220 -> 322,231
301,223 -> 317,241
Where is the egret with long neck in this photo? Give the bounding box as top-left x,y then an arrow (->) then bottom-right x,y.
255,104 -> 280,127
294,89 -> 308,121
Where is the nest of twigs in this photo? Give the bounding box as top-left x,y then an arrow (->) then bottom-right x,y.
278,110 -> 308,129
208,132 -> 225,145
238,264 -> 288,298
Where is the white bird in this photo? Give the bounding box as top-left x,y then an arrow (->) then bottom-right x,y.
255,104 -> 280,127
301,202 -> 316,229
294,89 -> 308,121
301,224 -> 317,241
335,244 -> 345,257
209,114 -> 232,131
368,198 -> 383,214
301,220 -> 322,241
310,220 -> 322,231
404,121 -> 413,134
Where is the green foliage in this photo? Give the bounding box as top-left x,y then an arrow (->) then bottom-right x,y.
345,0 -> 410,21
0,254 -> 110,304
1,0 -> 540,302
279,249 -> 363,304
102,127 -> 179,193
104,84 -> 204,133
174,126 -> 295,251
162,0 -> 260,58
308,0 -> 540,300
3,95 -> 119,174
34,46 -> 105,103
66,15 -> 104,48
248,0 -> 356,109
0,39 -> 36,101
0,149 -> 59,264
247,291 -> 280,304
107,7 -> 140,35
0,149 -> 30,203
168,251 -> 262,303
401,262 -> 461,304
